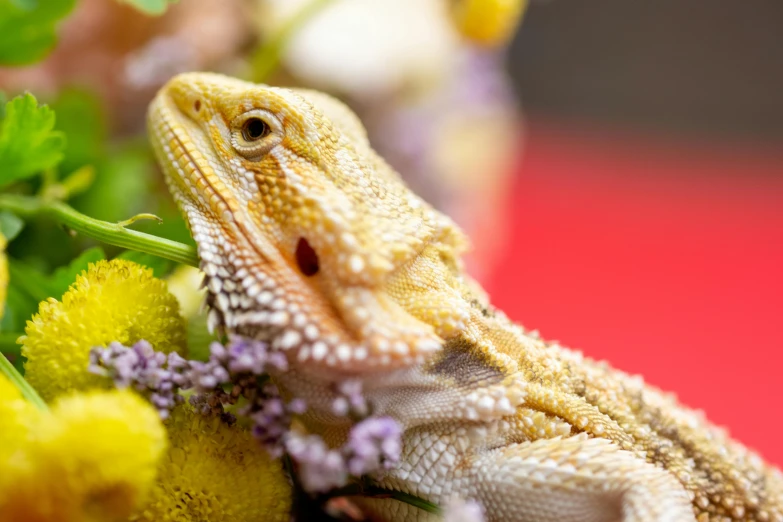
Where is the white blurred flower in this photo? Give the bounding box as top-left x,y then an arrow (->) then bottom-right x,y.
124,36 -> 197,90
165,265 -> 206,319
256,0 -> 459,97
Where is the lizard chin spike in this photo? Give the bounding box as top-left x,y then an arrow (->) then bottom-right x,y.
295,237 -> 319,276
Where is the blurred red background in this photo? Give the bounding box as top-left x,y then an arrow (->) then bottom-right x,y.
485,119 -> 783,466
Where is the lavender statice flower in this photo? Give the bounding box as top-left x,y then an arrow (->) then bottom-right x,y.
88,340 -> 186,418
331,378 -> 369,418
243,382 -> 306,456
245,384 -> 305,457
442,497 -> 486,522
181,342 -> 231,393
284,415 -> 403,494
275,371 -> 403,493
344,416 -> 402,476
181,336 -> 303,455
89,335 -> 404,497
285,432 -> 348,493
224,337 -> 288,374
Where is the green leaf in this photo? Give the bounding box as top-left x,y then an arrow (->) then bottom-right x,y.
117,0 -> 178,15
0,211 -> 24,241
0,331 -> 22,356
8,246 -> 105,304
59,165 -> 96,198
0,93 -> 66,187
10,0 -> 37,9
51,89 -> 106,177
0,282 -> 37,333
0,0 -> 76,65
7,262 -> 55,305
47,246 -> 106,299
115,250 -> 173,278
71,140 -> 152,224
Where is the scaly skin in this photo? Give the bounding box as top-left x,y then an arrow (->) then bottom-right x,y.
148,72 -> 783,522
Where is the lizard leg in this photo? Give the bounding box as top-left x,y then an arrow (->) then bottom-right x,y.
466,434 -> 695,522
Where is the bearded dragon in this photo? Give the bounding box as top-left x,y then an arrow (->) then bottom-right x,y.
148,72 -> 783,522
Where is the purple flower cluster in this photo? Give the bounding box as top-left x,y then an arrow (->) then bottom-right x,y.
284,416 -> 402,493
88,340 -> 186,418
89,336 -> 404,497
90,337 -> 303,453
89,337 -> 318,454
285,432 -> 348,493
282,379 -> 402,493
345,416 -> 402,476
198,338 -> 303,456
187,338 -> 287,392
331,378 -> 368,418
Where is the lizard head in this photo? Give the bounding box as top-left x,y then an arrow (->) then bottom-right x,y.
148,72 -> 469,374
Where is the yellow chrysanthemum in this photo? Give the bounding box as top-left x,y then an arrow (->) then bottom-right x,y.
0,385 -> 167,522
134,405 -> 292,522
0,374 -> 43,464
0,232 -> 8,319
22,259 -> 187,401
453,0 -> 528,47
0,370 -> 21,400
38,390 -> 168,515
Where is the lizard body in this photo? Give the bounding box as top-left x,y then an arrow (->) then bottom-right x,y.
148,72 -> 783,522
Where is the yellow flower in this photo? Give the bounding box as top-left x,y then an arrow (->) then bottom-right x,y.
22,259 -> 187,401
134,405 -> 292,522
39,391 -> 168,516
0,383 -> 167,522
453,0 -> 528,47
0,374 -> 43,466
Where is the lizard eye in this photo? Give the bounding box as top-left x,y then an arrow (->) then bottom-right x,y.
230,109 -> 283,160
242,118 -> 270,141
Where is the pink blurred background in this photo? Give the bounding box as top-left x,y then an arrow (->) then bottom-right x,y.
487,0 -> 783,466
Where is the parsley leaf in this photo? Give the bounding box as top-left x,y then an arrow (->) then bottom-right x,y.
0,93 -> 66,188
0,0 -> 76,65
0,211 -> 24,241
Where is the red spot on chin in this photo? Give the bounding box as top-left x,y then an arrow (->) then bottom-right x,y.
295,238 -> 319,276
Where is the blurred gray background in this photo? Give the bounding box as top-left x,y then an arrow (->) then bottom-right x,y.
509,0 -> 783,141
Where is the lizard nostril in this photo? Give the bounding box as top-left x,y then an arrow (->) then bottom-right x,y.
295,237 -> 319,276
193,99 -> 201,112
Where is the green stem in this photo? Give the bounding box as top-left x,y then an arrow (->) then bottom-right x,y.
251,0 -> 338,83
325,481 -> 441,514
0,354 -> 47,410
363,485 -> 441,514
0,194 -> 199,267
0,332 -> 23,356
